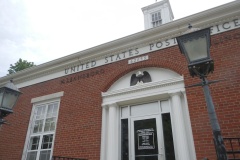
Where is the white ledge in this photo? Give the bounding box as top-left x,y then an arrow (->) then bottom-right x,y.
31,91 -> 64,103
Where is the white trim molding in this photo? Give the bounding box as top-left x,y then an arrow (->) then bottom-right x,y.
31,91 -> 64,103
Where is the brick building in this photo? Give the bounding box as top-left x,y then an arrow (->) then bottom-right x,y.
0,0 -> 239,160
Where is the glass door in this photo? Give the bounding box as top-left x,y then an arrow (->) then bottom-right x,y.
130,115 -> 164,160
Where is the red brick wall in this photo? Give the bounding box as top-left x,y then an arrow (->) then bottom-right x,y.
0,28 -> 239,160
186,28 -> 240,160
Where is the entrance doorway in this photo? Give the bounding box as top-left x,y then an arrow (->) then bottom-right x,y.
121,101 -> 175,160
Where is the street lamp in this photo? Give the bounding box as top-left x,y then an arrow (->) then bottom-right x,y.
176,25 -> 228,160
0,80 -> 21,125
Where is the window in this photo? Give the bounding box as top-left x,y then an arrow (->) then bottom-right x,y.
25,102 -> 59,160
151,12 -> 162,28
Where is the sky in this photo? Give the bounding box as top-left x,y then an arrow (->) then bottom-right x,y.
0,0 -> 235,77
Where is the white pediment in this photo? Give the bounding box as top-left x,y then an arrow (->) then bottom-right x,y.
108,67 -> 181,91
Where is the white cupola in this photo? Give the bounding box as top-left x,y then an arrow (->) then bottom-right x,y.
142,0 -> 174,30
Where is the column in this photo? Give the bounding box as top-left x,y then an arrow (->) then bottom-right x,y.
182,90 -> 197,160
170,91 -> 190,160
107,103 -> 118,160
100,105 -> 108,160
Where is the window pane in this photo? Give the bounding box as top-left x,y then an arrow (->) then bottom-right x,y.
183,36 -> 208,62
121,119 -> 129,160
44,118 -> 56,132
131,102 -> 159,116
36,106 -> 46,120
159,20 -> 162,25
162,113 -> 175,160
26,151 -> 37,160
47,105 -> 53,118
153,22 -> 156,27
47,103 -> 58,118
121,107 -> 128,118
41,134 -> 53,149
28,136 -> 40,150
134,118 -> 158,159
33,120 -> 43,133
1,90 -> 18,109
53,104 -> 58,116
161,101 -> 170,113
39,150 -> 51,160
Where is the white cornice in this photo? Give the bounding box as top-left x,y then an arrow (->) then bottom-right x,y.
0,1 -> 239,87
102,76 -> 184,98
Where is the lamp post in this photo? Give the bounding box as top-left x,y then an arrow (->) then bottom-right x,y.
176,25 -> 228,160
0,80 -> 21,125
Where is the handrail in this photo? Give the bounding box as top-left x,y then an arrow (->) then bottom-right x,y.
52,156 -> 87,160
214,137 -> 240,160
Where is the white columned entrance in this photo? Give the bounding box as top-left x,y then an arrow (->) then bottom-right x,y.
169,91 -> 190,160
101,68 -> 196,160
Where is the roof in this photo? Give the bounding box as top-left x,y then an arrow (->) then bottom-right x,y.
0,0 -> 239,88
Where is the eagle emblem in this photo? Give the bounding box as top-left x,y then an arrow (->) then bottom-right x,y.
130,71 -> 152,86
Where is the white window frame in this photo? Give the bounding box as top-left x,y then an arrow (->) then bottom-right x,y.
151,11 -> 162,28
120,100 -> 173,160
22,91 -> 64,160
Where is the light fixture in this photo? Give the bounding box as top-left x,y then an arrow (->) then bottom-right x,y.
0,80 -> 21,124
176,25 -> 228,160
176,25 -> 213,77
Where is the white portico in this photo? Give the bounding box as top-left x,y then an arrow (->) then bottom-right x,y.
101,67 -> 196,160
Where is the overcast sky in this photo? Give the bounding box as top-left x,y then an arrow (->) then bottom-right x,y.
0,0 -> 234,77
